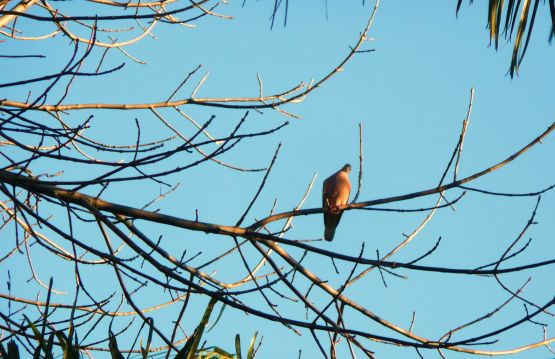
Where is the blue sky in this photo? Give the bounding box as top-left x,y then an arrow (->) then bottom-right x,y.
2,1 -> 555,358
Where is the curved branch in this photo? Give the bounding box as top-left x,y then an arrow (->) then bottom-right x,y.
249,121 -> 555,229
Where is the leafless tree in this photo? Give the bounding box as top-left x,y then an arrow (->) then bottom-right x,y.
1,1 -> 554,358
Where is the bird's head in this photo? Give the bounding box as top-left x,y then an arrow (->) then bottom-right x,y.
342,163 -> 352,173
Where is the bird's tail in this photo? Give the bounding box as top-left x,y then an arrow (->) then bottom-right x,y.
324,226 -> 336,241
323,211 -> 343,241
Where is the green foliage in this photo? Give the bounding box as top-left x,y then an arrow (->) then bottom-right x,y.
1,300 -> 259,359
109,331 -> 125,359
172,298 -> 258,359
457,0 -> 555,76
0,341 -> 19,359
56,328 -> 80,359
246,332 -> 258,359
140,319 -> 154,359
0,317 -> 81,359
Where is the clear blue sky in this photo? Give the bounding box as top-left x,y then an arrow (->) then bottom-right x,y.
2,1 -> 555,358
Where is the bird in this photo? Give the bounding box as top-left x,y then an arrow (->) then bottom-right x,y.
322,163 -> 352,241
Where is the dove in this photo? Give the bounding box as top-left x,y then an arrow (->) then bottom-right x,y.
322,163 -> 352,241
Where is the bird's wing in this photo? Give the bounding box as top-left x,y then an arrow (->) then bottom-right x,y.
322,175 -> 338,208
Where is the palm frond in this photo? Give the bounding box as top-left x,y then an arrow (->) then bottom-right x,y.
458,0 -> 555,77
549,0 -> 555,42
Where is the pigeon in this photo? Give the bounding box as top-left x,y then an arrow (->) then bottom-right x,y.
322,163 -> 352,241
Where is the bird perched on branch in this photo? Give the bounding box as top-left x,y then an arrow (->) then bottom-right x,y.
322,163 -> 352,241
